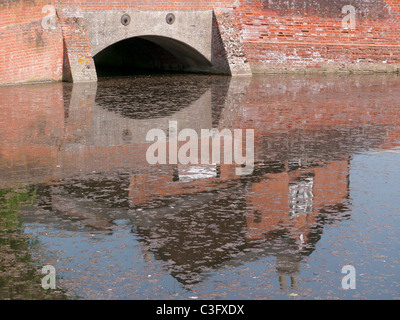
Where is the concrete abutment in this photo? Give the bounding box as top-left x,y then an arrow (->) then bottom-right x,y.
59,9 -> 251,82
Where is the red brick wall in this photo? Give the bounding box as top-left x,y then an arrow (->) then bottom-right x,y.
0,0 -> 64,85
55,0 -> 236,11
0,0 -> 399,85
236,0 -> 400,73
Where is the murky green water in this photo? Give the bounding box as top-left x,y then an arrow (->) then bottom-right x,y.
1,74 -> 399,299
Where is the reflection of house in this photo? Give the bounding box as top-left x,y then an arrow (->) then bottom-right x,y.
244,159 -> 350,289
22,155 -> 351,286
125,156 -> 350,285
2,75 -> 400,287
245,159 -> 349,242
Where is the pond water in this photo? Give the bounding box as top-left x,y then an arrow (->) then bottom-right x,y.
0,74 -> 399,299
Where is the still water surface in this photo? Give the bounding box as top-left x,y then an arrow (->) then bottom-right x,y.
0,74 -> 400,299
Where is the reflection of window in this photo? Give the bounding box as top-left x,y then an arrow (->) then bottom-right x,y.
289,177 -> 314,218
177,164 -> 218,182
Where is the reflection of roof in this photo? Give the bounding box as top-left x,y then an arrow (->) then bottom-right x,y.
129,160 -> 351,284
24,157 -> 351,286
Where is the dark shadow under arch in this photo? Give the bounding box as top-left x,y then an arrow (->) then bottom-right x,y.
93,35 -> 213,77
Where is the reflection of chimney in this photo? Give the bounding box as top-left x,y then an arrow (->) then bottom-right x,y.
141,245 -> 153,264
277,254 -> 301,290
279,275 -> 299,291
276,244 -> 302,291
276,254 -> 301,276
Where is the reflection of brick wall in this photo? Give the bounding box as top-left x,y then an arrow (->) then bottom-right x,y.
0,83 -> 64,147
0,83 -> 64,181
226,75 -> 400,156
229,75 -> 400,132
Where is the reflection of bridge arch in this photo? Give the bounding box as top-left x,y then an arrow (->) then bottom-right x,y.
66,77 -> 213,147
88,89 -> 212,146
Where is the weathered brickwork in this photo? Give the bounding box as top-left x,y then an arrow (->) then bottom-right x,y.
236,0 -> 400,73
0,0 -> 63,85
213,9 -> 252,75
0,0 -> 399,85
58,10 -> 97,82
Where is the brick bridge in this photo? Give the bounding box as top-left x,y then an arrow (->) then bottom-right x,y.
1,0 -> 400,85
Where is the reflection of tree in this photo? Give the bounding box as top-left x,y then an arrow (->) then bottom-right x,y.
0,188 -> 68,299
